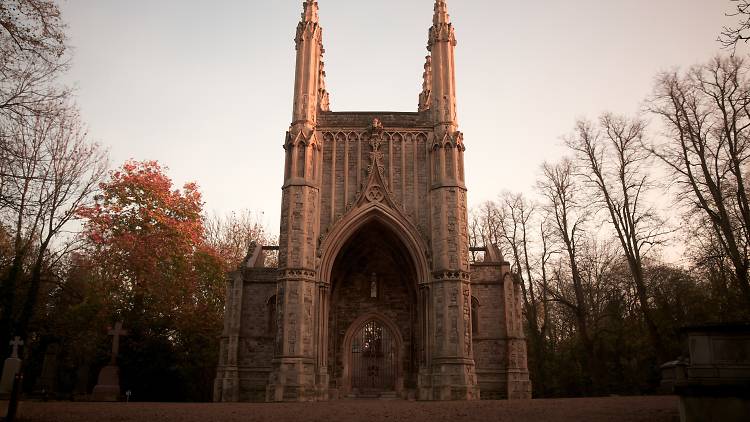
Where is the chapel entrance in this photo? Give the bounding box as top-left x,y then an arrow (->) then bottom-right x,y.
349,319 -> 398,393
327,219 -> 419,398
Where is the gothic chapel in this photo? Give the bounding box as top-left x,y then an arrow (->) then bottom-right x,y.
214,0 -> 531,402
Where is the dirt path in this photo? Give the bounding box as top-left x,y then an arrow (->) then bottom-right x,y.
3,396 -> 679,422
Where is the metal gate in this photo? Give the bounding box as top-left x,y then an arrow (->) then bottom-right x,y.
350,319 -> 397,392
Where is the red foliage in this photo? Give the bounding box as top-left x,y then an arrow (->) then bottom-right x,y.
77,160 -> 224,322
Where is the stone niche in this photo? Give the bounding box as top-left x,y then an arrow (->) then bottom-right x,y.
661,323 -> 750,422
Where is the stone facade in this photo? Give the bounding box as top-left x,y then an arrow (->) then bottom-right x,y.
214,0 -> 531,402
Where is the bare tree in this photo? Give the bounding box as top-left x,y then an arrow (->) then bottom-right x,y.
0,0 -> 69,120
720,0 -> 750,51
204,210 -> 276,270
567,115 -> 669,360
536,216 -> 556,350
537,159 -> 601,391
648,56 -> 750,308
496,192 -> 557,392
0,103 -> 107,351
470,201 -> 503,254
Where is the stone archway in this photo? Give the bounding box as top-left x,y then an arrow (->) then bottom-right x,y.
325,219 -> 420,399
318,203 -> 431,288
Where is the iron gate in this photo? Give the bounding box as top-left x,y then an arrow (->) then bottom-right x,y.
350,319 -> 397,392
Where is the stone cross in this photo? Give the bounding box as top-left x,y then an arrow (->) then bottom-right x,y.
107,322 -> 128,365
9,337 -> 23,359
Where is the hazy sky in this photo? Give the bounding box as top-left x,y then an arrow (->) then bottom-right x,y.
59,0 -> 739,232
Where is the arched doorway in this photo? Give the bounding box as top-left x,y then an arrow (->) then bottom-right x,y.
345,316 -> 402,394
327,220 -> 418,398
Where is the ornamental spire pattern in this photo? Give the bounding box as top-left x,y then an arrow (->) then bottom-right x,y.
292,0 -> 330,125
433,0 -> 450,25
302,1 -> 319,23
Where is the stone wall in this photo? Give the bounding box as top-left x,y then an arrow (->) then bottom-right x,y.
237,269 -> 277,401
471,262 -> 510,399
215,268 -> 277,402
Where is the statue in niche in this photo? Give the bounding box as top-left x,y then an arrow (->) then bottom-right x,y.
370,272 -> 378,299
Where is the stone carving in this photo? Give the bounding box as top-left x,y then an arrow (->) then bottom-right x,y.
419,56 -> 432,112
303,287 -> 312,351
367,122 -> 386,177
365,186 -> 385,203
289,313 -> 297,354
463,288 -> 471,354
432,270 -> 470,281
289,285 -> 299,304
318,60 -> 330,112
282,269 -> 316,280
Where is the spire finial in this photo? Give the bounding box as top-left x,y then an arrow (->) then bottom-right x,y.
433,0 -> 450,25
302,1 -> 319,23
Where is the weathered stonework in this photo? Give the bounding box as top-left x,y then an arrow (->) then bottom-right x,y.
214,0 -> 531,402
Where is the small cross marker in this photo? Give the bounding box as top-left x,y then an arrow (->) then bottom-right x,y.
107,322 -> 128,365
9,337 -> 23,359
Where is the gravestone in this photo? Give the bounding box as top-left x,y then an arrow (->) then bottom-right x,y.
35,343 -> 59,396
0,337 -> 23,397
661,323 -> 750,422
91,322 -> 128,401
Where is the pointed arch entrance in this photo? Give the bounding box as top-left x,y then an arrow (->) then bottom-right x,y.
322,213 -> 426,398
343,313 -> 403,394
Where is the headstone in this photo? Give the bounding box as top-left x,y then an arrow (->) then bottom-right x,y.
661,323 -> 750,422
91,322 -> 128,401
35,343 -> 59,396
0,337 -> 23,397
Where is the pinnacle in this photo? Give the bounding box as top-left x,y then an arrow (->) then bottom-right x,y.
433,0 -> 450,25
302,1 -> 319,23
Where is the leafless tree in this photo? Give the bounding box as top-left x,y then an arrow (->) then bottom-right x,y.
648,56 -> 750,308
495,192 -> 558,391
468,201 -> 503,259
0,103 -> 107,350
204,210 -> 276,269
537,159 -> 601,390
567,114 -> 669,359
0,0 -> 70,120
720,0 -> 750,51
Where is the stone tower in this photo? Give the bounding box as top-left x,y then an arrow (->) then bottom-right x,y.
214,0 -> 532,402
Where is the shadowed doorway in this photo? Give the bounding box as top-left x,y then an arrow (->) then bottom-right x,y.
327,221 -> 418,398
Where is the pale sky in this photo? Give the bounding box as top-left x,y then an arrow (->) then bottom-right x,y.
59,0 -> 739,233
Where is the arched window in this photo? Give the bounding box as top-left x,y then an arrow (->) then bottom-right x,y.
471,296 -> 480,335
267,295 -> 277,336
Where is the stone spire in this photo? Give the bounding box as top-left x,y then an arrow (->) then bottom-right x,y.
424,0 -> 477,401
292,1 -> 327,126
428,0 -> 458,129
302,0 -> 319,23
418,55 -> 432,112
269,0 -> 327,403
433,0 -> 450,25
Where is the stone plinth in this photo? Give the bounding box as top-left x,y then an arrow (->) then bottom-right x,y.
0,357 -> 22,397
91,365 -> 121,401
661,323 -> 750,422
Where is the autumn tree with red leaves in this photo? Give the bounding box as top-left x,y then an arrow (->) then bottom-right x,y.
77,160 -> 226,401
